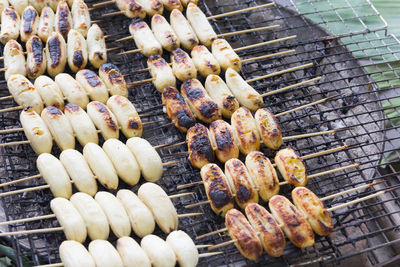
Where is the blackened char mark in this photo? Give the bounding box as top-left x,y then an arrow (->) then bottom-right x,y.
153,14 -> 163,23
172,48 -> 188,64
48,37 -> 61,67
130,19 -> 146,31
236,184 -> 252,204
190,124 -> 214,163
65,103 -> 80,112
72,50 -> 84,68
214,128 -> 234,152
199,101 -> 219,119
184,87 -> 204,101
58,8 -> 70,39
23,9 -> 37,34
128,120 -> 141,130
83,70 -> 101,87
128,2 -> 143,12
31,37 -> 44,66
95,51 -> 104,60
209,184 -> 233,209
176,110 -> 195,129
94,102 -> 117,131
101,63 -> 119,72
149,55 -> 167,68
6,9 -> 18,21
46,106 -> 62,116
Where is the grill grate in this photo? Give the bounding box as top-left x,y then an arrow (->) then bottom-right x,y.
1,0 -> 400,266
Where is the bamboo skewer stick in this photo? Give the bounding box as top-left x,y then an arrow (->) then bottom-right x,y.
195,244 -> 212,249
0,214 -> 56,226
199,251 -> 223,258
0,174 -> 41,187
0,226 -> 64,237
0,95 -> 13,101
207,3 -> 275,20
275,94 -> 339,118
0,106 -> 23,113
260,76 -> 322,97
168,192 -> 194,199
281,129 -> 337,141
241,49 -> 296,64
320,180 -> 385,201
207,240 -> 236,250
246,63 -> 313,83
234,35 -> 296,52
177,212 -> 203,218
214,25 -> 281,37
326,185 -> 400,212
196,228 -> 229,240
91,0 -> 115,8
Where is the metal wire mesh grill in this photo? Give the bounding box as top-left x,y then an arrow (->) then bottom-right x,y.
0,0 -> 400,266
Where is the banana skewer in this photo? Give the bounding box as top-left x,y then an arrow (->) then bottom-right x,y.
164,94 -> 340,168
0,22 -> 110,77
0,64 -> 128,113
0,185 -> 201,241
180,146 -> 359,215
0,95 -> 153,153
132,65 -> 318,126
38,232 -> 221,267
196,183 -> 392,261
0,137 -> 181,198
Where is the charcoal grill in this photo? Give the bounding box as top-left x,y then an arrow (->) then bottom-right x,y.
1,0 -> 400,266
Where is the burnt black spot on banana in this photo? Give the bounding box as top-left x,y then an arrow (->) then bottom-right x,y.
172,48 -> 188,64
48,36 -> 62,67
23,8 -> 37,34
94,102 -> 118,131
31,37 -> 44,67
83,70 -> 101,87
6,9 -> 18,21
73,50 -> 84,68
46,106 -> 63,116
64,103 -> 81,113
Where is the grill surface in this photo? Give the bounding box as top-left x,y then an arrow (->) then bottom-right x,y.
1,0 -> 400,266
